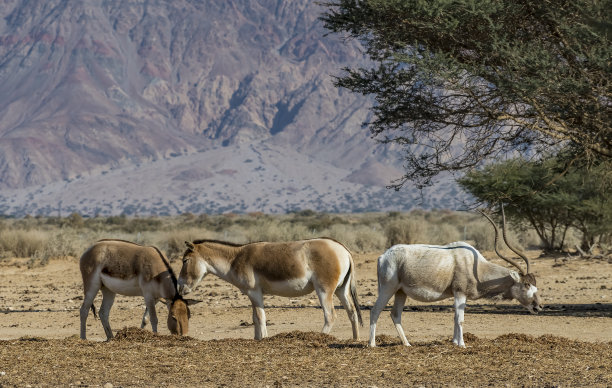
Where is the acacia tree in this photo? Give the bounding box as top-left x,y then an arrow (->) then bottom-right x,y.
321,0 -> 611,188
458,155 -> 612,252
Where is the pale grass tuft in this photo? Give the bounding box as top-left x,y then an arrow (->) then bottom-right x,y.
0,229 -> 48,259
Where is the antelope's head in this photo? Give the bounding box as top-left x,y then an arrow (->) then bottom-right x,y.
178,241 -> 207,295
480,205 -> 544,314
509,272 -> 543,314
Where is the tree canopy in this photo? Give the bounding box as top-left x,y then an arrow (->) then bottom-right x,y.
321,0 -> 611,188
458,154 -> 612,251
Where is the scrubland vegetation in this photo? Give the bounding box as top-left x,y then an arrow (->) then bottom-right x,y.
0,210 -> 560,265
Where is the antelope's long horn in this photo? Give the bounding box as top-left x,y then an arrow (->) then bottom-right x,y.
478,209 -> 527,275
500,204 -> 531,274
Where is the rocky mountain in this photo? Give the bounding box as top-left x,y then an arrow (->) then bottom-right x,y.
0,0 -> 466,216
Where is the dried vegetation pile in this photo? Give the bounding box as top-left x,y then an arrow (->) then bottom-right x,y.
1,328 -> 610,387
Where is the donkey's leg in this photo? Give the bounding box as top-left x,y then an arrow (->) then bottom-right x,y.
453,293 -> 467,347
144,296 -> 159,333
368,283 -> 397,347
141,306 -> 149,328
391,290 -> 410,346
315,288 -> 336,335
141,299 -> 159,329
246,289 -> 267,340
79,278 -> 101,340
99,287 -> 116,341
335,283 -> 360,340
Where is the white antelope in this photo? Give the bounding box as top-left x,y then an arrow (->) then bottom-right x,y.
79,239 -> 199,340
368,208 -> 542,347
178,238 -> 363,340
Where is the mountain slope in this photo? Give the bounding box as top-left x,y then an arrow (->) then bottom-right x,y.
0,0 -> 466,215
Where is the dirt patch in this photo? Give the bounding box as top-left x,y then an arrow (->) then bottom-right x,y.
0,252 -> 611,386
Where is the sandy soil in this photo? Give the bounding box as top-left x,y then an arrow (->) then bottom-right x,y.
0,251 -> 610,386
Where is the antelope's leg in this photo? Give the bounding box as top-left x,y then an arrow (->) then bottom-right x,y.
246,289 -> 267,340
79,279 -> 101,340
99,288 -> 116,341
335,284 -> 360,340
391,290 -> 410,346
453,293 -> 467,347
368,284 -> 396,347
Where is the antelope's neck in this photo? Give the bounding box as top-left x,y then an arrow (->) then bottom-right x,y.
476,261 -> 516,298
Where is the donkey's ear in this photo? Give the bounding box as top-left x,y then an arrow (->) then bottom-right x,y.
185,241 -> 195,251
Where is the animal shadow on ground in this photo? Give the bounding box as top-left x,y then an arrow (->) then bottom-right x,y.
357,303 -> 611,318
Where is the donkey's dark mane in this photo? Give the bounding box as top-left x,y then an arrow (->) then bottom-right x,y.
98,238 -> 144,246
192,239 -> 247,247
152,246 -> 179,291
192,237 -> 351,252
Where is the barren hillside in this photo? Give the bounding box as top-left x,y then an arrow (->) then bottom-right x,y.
0,0 -> 465,215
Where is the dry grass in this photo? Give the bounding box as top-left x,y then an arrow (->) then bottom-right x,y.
0,328 -> 609,387
0,210 -> 571,264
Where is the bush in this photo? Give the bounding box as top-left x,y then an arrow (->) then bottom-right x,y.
0,229 -> 47,258
427,223 -> 461,245
0,210 -> 549,265
384,217 -> 428,246
30,229 -> 89,266
325,224 -> 386,253
246,220 -> 315,243
159,228 -> 210,259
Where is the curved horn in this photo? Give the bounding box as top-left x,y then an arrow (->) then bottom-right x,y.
478,209 -> 527,275
500,204 -> 531,274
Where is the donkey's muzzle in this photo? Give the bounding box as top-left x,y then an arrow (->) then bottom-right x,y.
178,284 -> 192,295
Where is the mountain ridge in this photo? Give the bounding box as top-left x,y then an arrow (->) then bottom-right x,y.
0,0 -> 466,215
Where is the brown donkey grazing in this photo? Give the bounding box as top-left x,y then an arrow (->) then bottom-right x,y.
79,239 -> 200,340
178,238 -> 363,340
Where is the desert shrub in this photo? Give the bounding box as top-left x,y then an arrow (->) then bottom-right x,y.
245,220 -> 315,243
121,218 -> 163,233
384,217 -> 428,246
464,218 -> 541,254
158,227 -> 211,259
29,228 -> 91,266
464,220 -> 495,251
427,223 -> 461,245
324,224 -> 386,253
287,211 -> 349,232
0,210 -> 554,264
67,213 -> 85,228
106,215 -> 128,226
0,229 -> 48,258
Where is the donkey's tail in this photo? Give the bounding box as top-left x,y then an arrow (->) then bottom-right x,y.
90,304 -> 97,319
348,256 -> 363,327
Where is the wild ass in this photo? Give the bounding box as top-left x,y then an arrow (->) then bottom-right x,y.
178,238 -> 363,340
368,207 -> 542,347
79,239 -> 199,340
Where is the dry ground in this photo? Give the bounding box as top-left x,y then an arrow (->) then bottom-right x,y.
0,251 -> 610,387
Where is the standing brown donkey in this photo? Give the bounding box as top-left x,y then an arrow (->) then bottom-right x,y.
79,239 -> 199,340
178,238 -> 363,340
